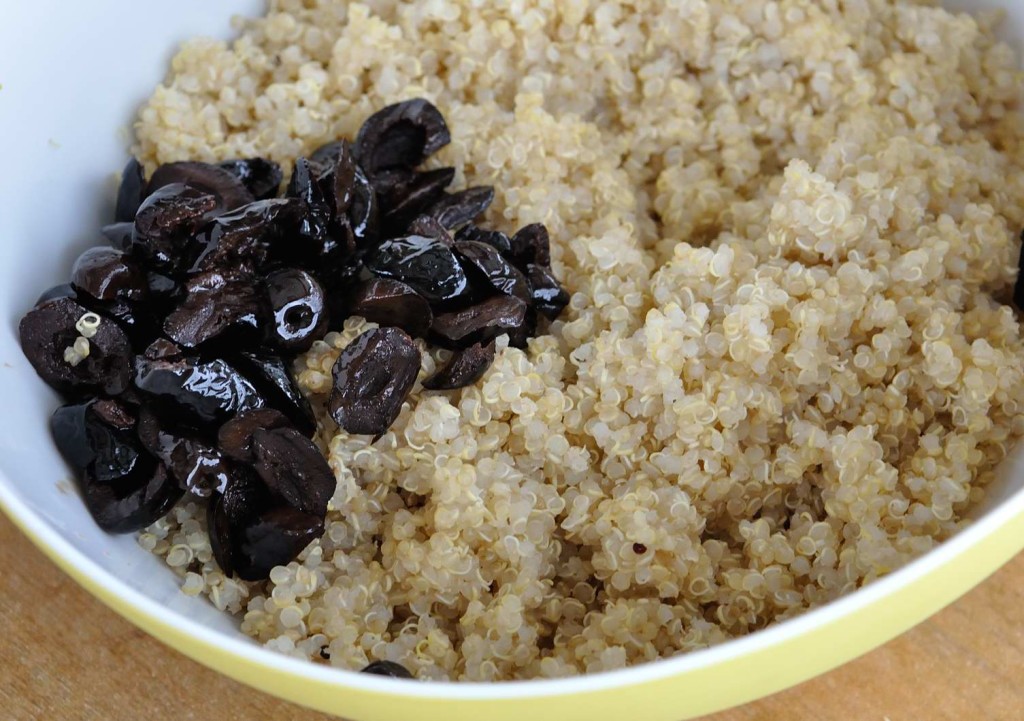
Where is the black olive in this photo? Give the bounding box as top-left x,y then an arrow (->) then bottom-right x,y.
365,234 -> 469,305
235,506 -> 324,582
354,98 -> 451,174
375,167 -> 456,236
20,297 -> 133,397
328,327 -> 420,436
430,186 -> 494,230
101,222 -> 136,253
454,240 -> 531,301
209,465 -> 275,577
132,183 -> 218,273
347,164 -> 379,249
231,351 -> 317,436
191,198 -> 302,275
133,340 -> 266,427
251,427 -> 335,517
265,268 -> 329,352
51,399 -> 182,533
509,223 -> 552,269
286,157 -> 332,254
422,340 -> 495,391
455,225 -> 512,256
207,494 -> 236,577
431,295 -> 532,349
218,408 -> 293,463
407,214 -> 453,244
526,263 -> 570,320
163,271 -> 266,349
115,157 -> 147,223
1014,228 -> 1024,309
36,283 -> 77,307
70,247 -> 148,303
361,661 -> 413,679
217,157 -> 284,201
309,139 -> 357,218
137,408 -> 231,498
348,278 -> 433,338
148,161 -> 255,212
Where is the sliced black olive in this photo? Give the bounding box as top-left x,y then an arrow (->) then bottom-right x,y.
376,167 -> 456,236
101,222 -> 136,252
210,465 -> 276,577
132,183 -> 218,273
207,495 -> 236,576
265,268 -> 329,352
309,139 -> 357,218
70,247 -> 148,303
509,223 -> 552,269
454,240 -> 531,301
148,161 -> 254,212
115,157 -> 147,223
217,157 -> 283,201
20,297 -> 133,397
348,164 -> 379,249
191,198 -> 302,275
354,98 -> 451,174
430,186 -> 494,230
1014,229 -> 1024,309
365,234 -> 469,305
232,351 -> 316,436
431,295 -> 532,349
361,661 -> 413,679
84,461 -> 183,534
328,327 -> 420,436
36,283 -> 77,307
251,427 -> 335,517
527,263 -> 570,320
218,408 -> 293,463
163,271 -> 266,349
235,506 -> 324,581
422,340 -> 495,391
348,278 -> 433,338
455,225 -> 512,256
137,408 -> 231,498
407,214 -> 453,244
133,340 -> 266,427
285,157 -> 332,255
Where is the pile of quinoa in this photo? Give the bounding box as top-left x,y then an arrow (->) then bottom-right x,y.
135,0 -> 1024,680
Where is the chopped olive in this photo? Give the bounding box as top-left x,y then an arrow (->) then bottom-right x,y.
218,408 -> 293,463
148,161 -> 254,212
100,222 -> 135,253
422,340 -> 495,391
348,278 -> 433,338
137,408 -> 231,497
328,327 -> 421,436
509,222 -> 552,269
163,271 -> 265,349
455,224 -> 513,256
376,167 -> 456,236
132,183 -> 218,273
1015,229 -> 1024,309
35,283 -> 77,307
407,214 -> 453,243
361,661 -> 413,679
526,263 -> 570,320
365,234 -> 469,305
83,462 -> 183,534
235,506 -> 324,581
347,164 -> 379,248
430,186 -> 494,230
265,268 -> 329,352
190,198 -> 301,274
70,247 -> 147,303
251,427 -> 336,516
309,139 -> 357,218
217,157 -> 284,201
431,295 -> 532,349
354,98 -> 450,174
115,157 -> 147,223
285,157 -> 332,257
231,351 -> 316,435
20,297 -> 133,397
133,340 -> 265,427
454,240 -> 531,301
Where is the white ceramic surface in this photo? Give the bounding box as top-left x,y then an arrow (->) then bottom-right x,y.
0,1 -> 1022,719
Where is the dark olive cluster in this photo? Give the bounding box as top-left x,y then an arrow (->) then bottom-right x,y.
18,99 -> 568,581
1016,229 -> 1024,310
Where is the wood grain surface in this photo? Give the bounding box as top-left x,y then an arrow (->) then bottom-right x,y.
1,514 -> 1022,721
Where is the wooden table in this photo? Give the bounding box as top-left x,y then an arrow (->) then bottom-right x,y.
2,515 -> 1022,721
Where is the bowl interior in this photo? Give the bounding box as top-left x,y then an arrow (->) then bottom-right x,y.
0,0 -> 1022,687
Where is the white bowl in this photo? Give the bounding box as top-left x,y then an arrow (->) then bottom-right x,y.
1,2 -> 1022,720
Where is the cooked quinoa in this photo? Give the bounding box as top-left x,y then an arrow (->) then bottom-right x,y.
135,0 -> 1024,680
